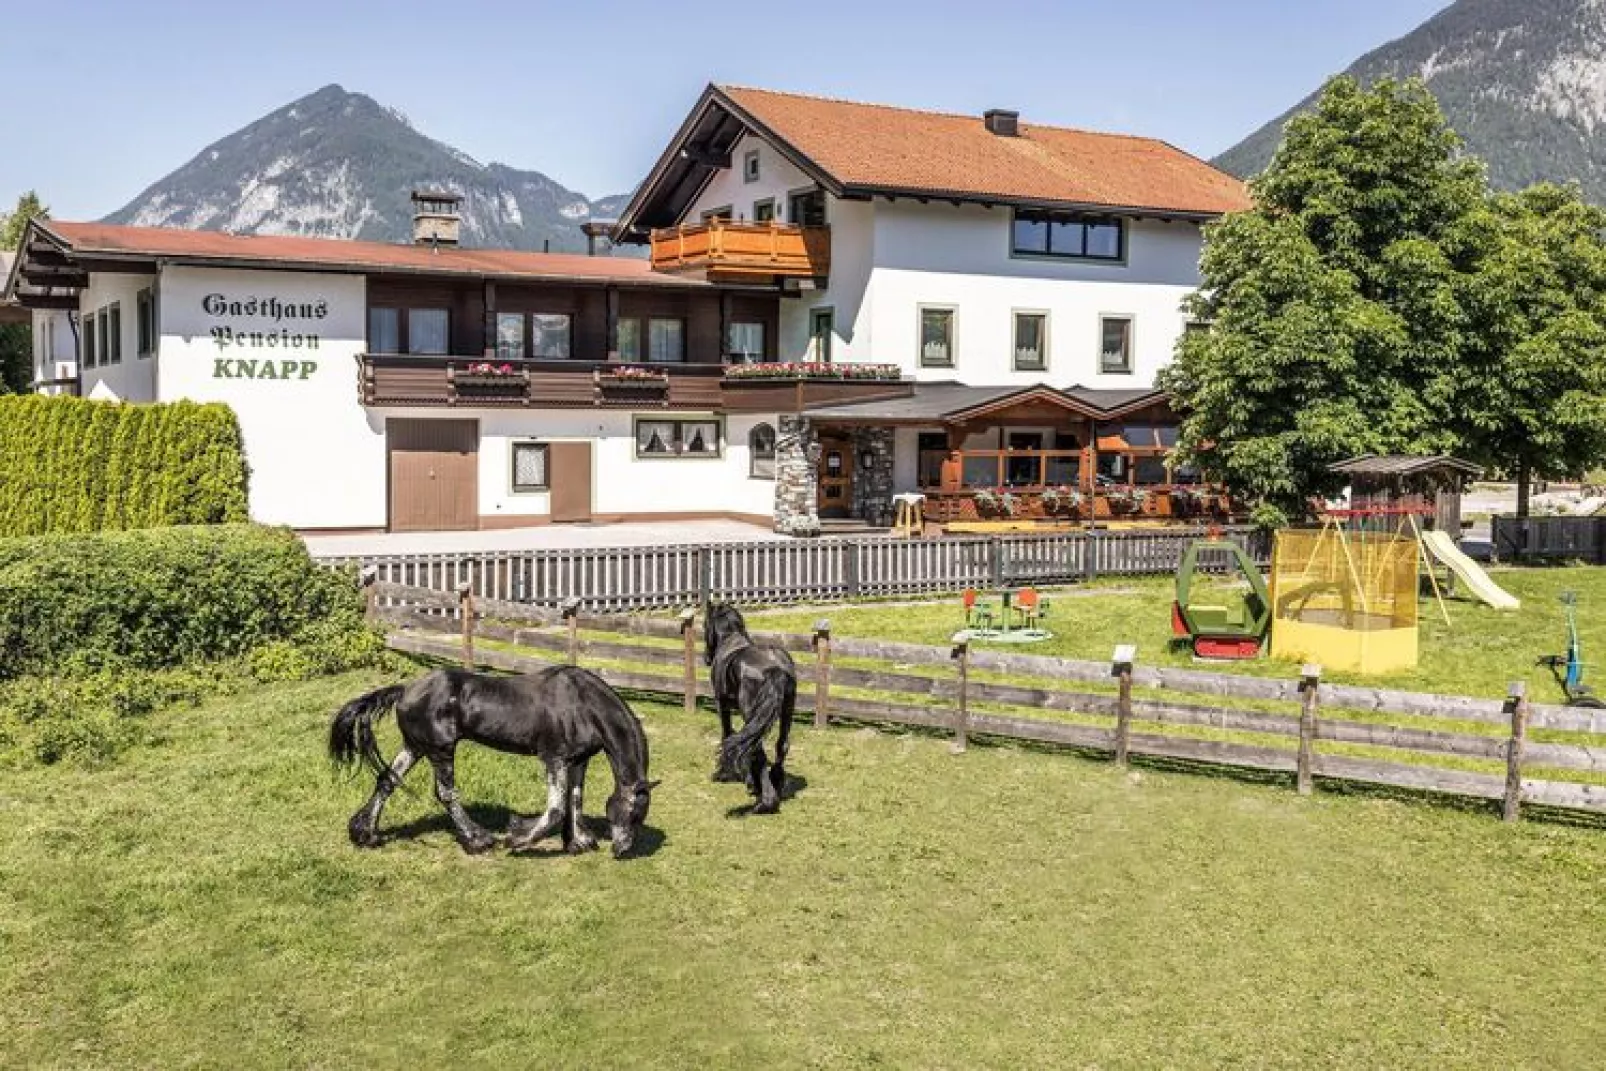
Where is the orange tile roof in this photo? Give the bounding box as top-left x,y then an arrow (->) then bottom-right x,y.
38,221 -> 704,287
719,86 -> 1251,217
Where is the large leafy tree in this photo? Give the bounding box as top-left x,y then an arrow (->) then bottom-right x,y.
1449,184 -> 1606,515
0,191 -> 49,393
1162,77 -> 1488,520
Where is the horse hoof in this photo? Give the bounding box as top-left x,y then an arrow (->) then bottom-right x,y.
348,822 -> 380,848
460,834 -> 498,855
566,835 -> 599,855
752,801 -> 779,816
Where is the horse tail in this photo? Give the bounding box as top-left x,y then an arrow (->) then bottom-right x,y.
328,684 -> 406,779
716,666 -> 795,781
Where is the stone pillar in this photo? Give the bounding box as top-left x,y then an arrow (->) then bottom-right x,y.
774,415 -> 821,537
852,426 -> 896,527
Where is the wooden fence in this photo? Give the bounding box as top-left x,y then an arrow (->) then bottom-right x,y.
1492,515 -> 1606,564
371,580 -> 1606,824
325,526 -> 1270,612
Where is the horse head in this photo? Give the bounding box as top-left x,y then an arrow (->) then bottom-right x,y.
703,602 -> 748,666
607,778 -> 661,858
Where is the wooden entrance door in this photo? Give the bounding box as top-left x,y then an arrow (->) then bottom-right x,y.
548,441 -> 594,523
817,433 -> 853,518
388,419 -> 479,532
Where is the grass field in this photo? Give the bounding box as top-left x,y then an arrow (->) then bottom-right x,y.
753,565 -> 1606,702
4,671 -> 1606,1067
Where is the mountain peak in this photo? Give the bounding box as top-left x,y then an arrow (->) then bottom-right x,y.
104,86 -> 629,251
1216,0 -> 1606,202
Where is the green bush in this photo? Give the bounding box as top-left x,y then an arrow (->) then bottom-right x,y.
0,666 -> 225,766
0,525 -> 367,680
0,395 -> 250,536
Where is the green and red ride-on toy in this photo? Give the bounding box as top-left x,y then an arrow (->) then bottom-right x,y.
1171,536 -> 1272,660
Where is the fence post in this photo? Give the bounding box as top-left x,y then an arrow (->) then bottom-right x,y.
988,538 -> 1004,589
679,608 -> 698,719
1297,664 -> 1322,796
360,565 -> 378,621
951,636 -> 970,753
844,542 -> 860,598
562,597 -> 582,665
456,580 -> 475,668
1112,645 -> 1135,765
812,619 -> 832,729
1503,680 -> 1529,823
1083,530 -> 1099,584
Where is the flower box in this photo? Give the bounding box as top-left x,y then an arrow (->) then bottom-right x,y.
723,361 -> 903,382
451,362 -> 528,402
596,366 -> 670,405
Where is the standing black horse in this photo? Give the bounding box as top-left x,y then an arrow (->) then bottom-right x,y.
329,665 -> 656,858
704,602 -> 798,814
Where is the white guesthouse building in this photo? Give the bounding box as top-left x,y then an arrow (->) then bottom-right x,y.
5,85 -> 1248,534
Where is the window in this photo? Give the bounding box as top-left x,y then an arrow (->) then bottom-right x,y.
106,303 -> 121,364
496,313 -> 525,360
136,288 -> 156,356
753,199 -> 775,223
808,307 -> 833,362
749,422 -> 776,479
727,321 -> 765,363
1013,311 -> 1047,371
408,308 -> 449,355
701,205 -> 733,222
743,149 -> 761,183
95,309 -> 109,367
82,311 -> 96,369
511,442 -> 549,492
917,431 -> 948,487
1011,210 -> 1125,261
531,314 -> 571,359
789,189 -> 826,227
1100,316 -> 1134,374
368,308 -> 400,353
647,318 -> 684,363
617,317 -> 641,361
919,306 -> 956,368
1134,456 -> 1169,485
635,417 -> 723,458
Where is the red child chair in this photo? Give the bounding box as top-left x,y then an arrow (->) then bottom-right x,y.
962,588 -> 995,631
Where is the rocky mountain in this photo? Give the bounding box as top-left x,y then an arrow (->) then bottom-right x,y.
1216,0 -> 1606,201
105,84 -> 632,253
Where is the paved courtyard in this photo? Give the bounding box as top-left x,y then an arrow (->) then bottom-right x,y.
302,518 -> 790,558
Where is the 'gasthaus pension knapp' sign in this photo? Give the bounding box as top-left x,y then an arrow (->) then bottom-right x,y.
204,291 -> 327,380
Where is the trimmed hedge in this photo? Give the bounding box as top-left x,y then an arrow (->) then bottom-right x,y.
0,525 -> 365,680
0,395 -> 250,536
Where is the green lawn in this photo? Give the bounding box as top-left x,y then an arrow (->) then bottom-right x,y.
3,671 -> 1606,1067
753,566 -> 1606,702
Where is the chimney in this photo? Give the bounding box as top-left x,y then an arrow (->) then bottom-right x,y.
983,109 -> 1020,137
411,189 -> 462,247
580,220 -> 616,257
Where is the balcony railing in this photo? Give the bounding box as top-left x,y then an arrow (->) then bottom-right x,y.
357,355 -> 725,409
649,219 -> 830,283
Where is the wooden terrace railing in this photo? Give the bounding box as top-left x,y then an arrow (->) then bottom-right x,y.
649,219 -> 831,282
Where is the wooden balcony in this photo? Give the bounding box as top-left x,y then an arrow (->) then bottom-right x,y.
649,219 -> 830,284
357,355 -> 724,410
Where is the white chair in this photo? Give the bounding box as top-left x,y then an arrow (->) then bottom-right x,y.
892,493 -> 926,538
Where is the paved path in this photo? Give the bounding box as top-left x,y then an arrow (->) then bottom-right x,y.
304,519 -> 791,558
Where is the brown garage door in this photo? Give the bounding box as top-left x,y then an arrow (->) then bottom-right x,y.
548,441 -> 593,523
388,419 -> 479,532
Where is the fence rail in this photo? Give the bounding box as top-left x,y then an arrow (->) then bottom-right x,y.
1492,515 -> 1606,564
375,592 -> 1606,823
325,526 -> 1269,612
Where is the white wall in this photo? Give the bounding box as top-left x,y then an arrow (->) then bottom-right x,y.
473,410 -> 781,522
686,133 -> 817,224
156,265 -> 385,529
31,310 -> 76,394
779,197 -> 876,364
78,273 -> 157,402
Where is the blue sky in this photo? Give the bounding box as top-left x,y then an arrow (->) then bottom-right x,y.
0,0 -> 1451,220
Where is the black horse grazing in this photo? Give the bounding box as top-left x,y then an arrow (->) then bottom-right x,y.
704,602 -> 798,814
329,666 -> 657,858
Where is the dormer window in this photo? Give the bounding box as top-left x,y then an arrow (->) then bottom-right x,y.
743,149 -> 761,183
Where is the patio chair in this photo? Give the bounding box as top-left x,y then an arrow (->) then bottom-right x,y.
962,588 -> 995,631
1013,587 -> 1048,631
